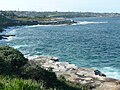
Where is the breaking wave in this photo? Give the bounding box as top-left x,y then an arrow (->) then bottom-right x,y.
72,21 -> 107,25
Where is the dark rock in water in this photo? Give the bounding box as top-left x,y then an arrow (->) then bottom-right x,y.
94,70 -> 101,75
1,34 -> 15,37
0,35 -> 2,40
101,73 -> 106,77
0,34 -> 15,40
2,37 -> 7,39
50,57 -> 59,61
94,70 -> 106,77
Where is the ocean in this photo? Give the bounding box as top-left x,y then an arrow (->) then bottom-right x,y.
1,17 -> 120,79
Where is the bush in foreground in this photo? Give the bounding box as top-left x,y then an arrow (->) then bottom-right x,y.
21,63 -> 58,87
0,75 -> 86,90
0,46 -> 86,90
0,46 -> 28,75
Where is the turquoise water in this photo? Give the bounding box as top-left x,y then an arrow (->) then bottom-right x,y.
1,17 -> 120,79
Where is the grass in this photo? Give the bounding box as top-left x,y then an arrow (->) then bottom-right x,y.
0,75 -> 88,90
15,17 -> 52,21
0,75 -> 47,90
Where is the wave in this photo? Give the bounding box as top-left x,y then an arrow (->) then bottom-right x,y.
26,55 -> 59,61
93,67 -> 120,80
26,55 -> 40,60
5,29 -> 17,42
6,29 -> 17,35
12,44 -> 28,49
4,28 -> 18,42
26,24 -> 67,28
5,36 -> 16,42
27,25 -> 44,28
72,21 -> 107,25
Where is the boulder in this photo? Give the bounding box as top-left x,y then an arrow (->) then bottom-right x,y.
94,70 -> 106,77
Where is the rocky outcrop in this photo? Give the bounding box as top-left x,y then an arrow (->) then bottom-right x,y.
29,56 -> 120,90
0,34 -> 15,39
15,19 -> 76,25
0,18 -> 76,40
94,70 -> 106,77
46,19 -> 76,25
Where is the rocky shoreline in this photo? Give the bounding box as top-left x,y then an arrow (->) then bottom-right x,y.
29,56 -> 120,90
0,18 -> 76,40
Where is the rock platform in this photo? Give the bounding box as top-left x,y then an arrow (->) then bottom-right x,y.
29,56 -> 120,90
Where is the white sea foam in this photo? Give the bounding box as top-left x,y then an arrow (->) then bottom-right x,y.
6,29 -> 17,34
12,44 -> 28,49
26,55 -> 59,61
72,21 -> 107,25
27,55 -> 40,60
5,36 -> 15,42
27,25 -> 43,28
94,67 -> 120,80
26,24 -> 67,28
4,28 -> 18,42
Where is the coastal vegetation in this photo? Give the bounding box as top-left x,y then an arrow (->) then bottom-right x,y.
1,11 -> 120,19
0,46 -> 28,75
0,10 -> 120,39
0,10 -> 120,33
1,11 -> 120,90
0,46 -> 86,90
0,11 -> 76,40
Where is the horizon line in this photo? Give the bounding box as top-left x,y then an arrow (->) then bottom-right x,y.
0,10 -> 120,13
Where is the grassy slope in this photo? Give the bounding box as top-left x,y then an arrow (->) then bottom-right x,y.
0,75 -> 87,90
0,75 -> 47,90
0,46 -> 86,90
15,17 -> 53,21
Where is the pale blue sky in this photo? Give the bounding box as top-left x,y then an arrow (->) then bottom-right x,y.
0,0 -> 120,12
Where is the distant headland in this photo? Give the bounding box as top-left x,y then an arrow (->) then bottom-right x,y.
0,10 -> 120,39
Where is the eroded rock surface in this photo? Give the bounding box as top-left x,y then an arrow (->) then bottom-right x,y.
29,56 -> 120,90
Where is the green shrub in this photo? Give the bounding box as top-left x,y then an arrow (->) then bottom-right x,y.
0,46 -> 28,75
0,46 -> 86,90
21,64 -> 85,90
21,63 -> 57,87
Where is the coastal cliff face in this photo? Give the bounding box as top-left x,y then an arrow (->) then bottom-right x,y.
29,56 -> 120,90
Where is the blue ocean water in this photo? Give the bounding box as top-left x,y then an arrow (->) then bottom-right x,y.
1,17 -> 120,79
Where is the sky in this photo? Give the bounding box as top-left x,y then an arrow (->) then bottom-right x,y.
0,0 -> 120,12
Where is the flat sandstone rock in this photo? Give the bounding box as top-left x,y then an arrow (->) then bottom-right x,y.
29,56 -> 120,90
